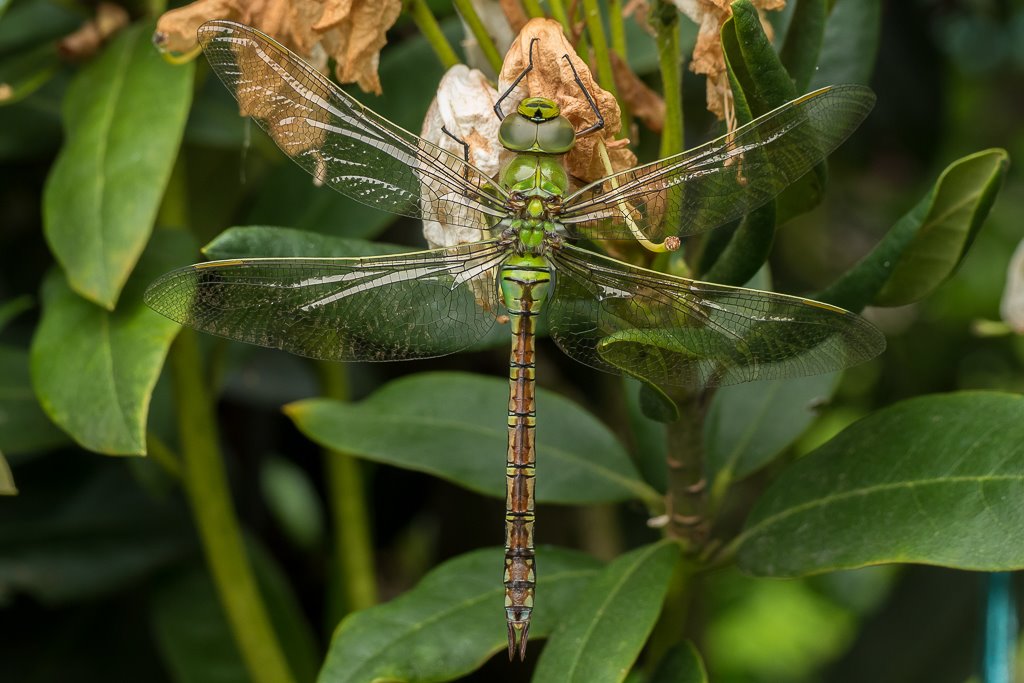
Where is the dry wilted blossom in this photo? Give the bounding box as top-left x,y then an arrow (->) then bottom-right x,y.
498,18 -> 636,183
611,51 -> 665,133
420,66 -> 504,312
58,2 -> 130,61
154,0 -> 401,94
671,0 -> 784,123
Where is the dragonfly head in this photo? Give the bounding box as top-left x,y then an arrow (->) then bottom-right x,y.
499,96 -> 576,155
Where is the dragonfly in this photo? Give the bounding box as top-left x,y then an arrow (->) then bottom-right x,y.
145,20 -> 886,660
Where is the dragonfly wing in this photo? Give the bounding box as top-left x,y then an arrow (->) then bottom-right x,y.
559,85 -> 875,242
198,21 -> 508,232
145,242 -> 508,362
548,244 -> 885,389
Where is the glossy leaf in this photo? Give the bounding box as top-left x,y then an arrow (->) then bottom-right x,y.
533,541 -> 679,683
288,372 -> 657,504
810,0 -> 880,88
202,225 -> 408,260
0,0 -> 82,55
820,149 -> 1009,310
31,231 -> 193,455
706,372 -> 839,490
42,22 -> 193,308
779,0 -> 827,92
737,392 -> 1024,576
0,345 -> 67,455
0,450 -> 15,495
650,642 -> 709,683
317,547 -> 601,683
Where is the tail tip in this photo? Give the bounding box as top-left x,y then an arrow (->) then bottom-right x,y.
507,621 -> 531,661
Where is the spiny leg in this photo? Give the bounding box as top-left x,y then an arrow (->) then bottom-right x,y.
561,54 -> 605,137
494,37 -> 539,120
441,125 -> 471,183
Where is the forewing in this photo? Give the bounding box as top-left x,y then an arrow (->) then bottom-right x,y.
198,21 -> 507,232
559,85 -> 875,242
548,245 -> 885,388
144,242 -> 508,362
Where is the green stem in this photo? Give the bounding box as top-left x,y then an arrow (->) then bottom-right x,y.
549,0 -> 571,32
664,391 -> 708,547
580,0 -> 627,135
146,433 -> 181,479
522,0 -> 545,18
405,0 -> 460,69
453,0 -> 504,74
320,362 -> 378,624
609,0 -> 627,59
653,0 -> 683,158
170,330 -> 296,683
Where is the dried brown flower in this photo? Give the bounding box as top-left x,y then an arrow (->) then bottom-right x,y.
154,0 -> 401,94
611,51 -> 665,133
497,18 -> 636,182
58,2 -> 130,62
671,0 -> 784,123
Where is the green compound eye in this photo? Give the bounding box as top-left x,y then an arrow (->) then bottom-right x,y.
535,116 -> 576,154
517,97 -> 560,122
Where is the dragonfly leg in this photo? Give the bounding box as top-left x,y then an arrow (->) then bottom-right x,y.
495,37 -> 539,120
441,125 -> 471,183
562,54 -> 605,137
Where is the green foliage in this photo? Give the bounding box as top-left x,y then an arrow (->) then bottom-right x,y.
1,1 -> 1019,682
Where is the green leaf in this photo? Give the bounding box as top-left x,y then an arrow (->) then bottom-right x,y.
725,0 -> 798,113
0,0 -> 83,56
31,230 -> 194,455
736,391 -> 1024,576
0,449 -> 15,495
152,542 -> 320,683
706,373 -> 839,490
779,0 -> 827,92
533,541 -> 679,683
650,642 -> 708,683
810,0 -> 880,88
260,455 -> 325,550
287,372 -> 656,504
819,149 -> 1010,311
0,461 -> 193,602
0,41 -> 60,107
42,22 -> 193,308
317,547 -> 601,683
202,226 -> 408,260
0,345 -> 68,454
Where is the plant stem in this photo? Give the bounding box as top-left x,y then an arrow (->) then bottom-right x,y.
320,362 -> 378,623
580,0 -> 627,135
608,0 -> 627,59
549,0 -> 571,33
170,329 -> 296,683
406,0 -> 460,69
522,0 -> 545,18
453,0 -> 505,74
653,0 -> 684,158
664,390 -> 709,546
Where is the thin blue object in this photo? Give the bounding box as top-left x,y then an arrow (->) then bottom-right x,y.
983,572 -> 1017,683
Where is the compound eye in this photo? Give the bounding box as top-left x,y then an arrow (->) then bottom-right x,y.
536,116 -> 576,154
499,115 -> 537,152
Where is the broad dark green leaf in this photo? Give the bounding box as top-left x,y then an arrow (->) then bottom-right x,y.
31,231 -> 194,455
533,541 -> 679,683
317,547 -> 601,683
287,372 -> 657,504
737,392 -> 1024,576
0,461 -> 192,602
0,40 -> 59,106
705,373 -> 838,490
202,226 -> 408,260
0,449 -> 14,495
43,22 -> 193,308
0,0 -> 82,56
0,0 -> 10,21
152,542 -> 320,683
650,642 -> 708,683
809,0 -> 880,88
0,345 -> 68,454
779,0 -> 827,92
819,149 -> 1009,311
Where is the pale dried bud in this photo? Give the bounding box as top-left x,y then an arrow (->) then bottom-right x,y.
497,18 -> 636,182
1001,238 -> 1024,334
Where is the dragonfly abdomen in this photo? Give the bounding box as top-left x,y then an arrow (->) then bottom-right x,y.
499,257 -> 552,661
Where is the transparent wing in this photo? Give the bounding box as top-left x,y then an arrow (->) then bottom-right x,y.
559,85 -> 875,242
144,242 -> 508,362
198,20 -> 508,232
548,244 -> 885,388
